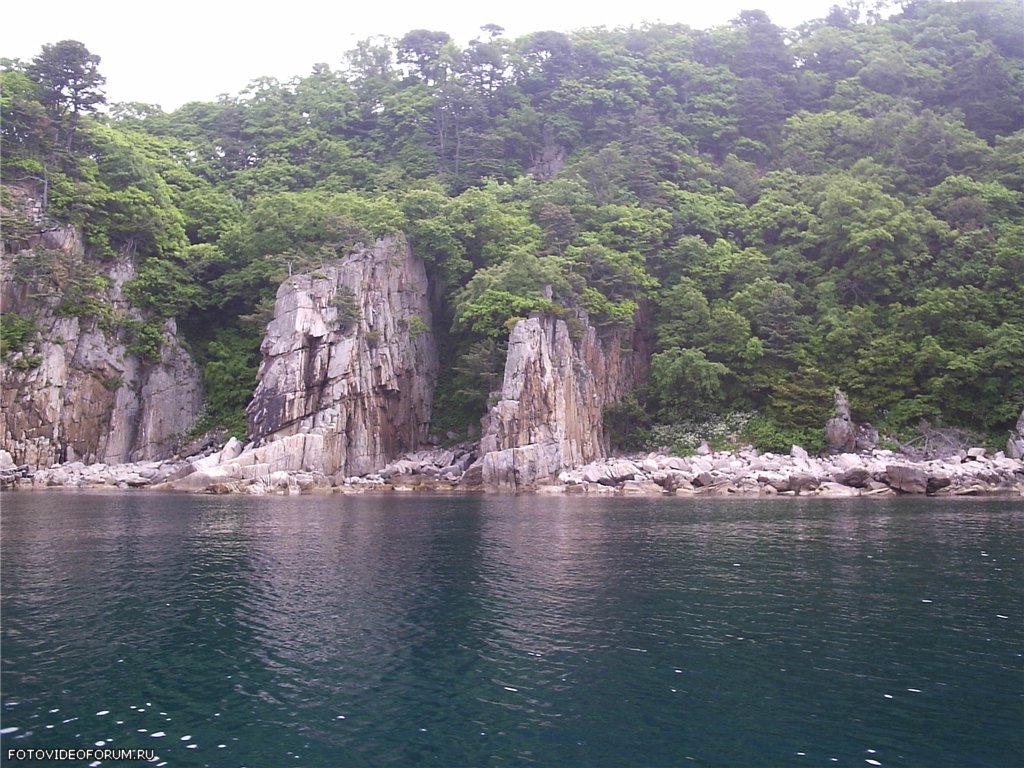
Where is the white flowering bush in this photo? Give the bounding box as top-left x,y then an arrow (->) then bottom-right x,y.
645,412 -> 755,455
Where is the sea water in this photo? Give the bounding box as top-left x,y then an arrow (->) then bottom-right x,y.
1,492 -> 1021,767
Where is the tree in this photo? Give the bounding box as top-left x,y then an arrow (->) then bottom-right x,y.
397,30 -> 454,84
27,40 -> 105,152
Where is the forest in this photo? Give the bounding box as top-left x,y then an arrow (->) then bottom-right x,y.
1,0 -> 1022,454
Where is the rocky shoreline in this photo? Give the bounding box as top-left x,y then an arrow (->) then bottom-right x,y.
4,441 -> 1021,498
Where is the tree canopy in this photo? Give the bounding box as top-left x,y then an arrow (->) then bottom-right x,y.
3,1 -> 1022,444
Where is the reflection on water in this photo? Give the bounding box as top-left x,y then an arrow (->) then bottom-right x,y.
1,492 -> 1022,767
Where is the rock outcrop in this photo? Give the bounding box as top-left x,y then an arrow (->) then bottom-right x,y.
242,235 -> 436,477
1,214 -> 203,468
1008,408 -> 1024,460
825,388 -> 857,453
479,313 -> 650,491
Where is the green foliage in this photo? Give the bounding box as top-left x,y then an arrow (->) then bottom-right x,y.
125,318 -> 165,365
455,289 -> 552,338
11,354 -> 43,370
430,338 -> 504,435
602,391 -> 651,451
5,7 -> 1022,439
0,313 -> 36,356
744,414 -> 825,455
406,315 -> 429,339
330,286 -> 360,326
25,39 -> 105,153
649,347 -> 730,419
123,259 -> 200,318
198,329 -> 260,439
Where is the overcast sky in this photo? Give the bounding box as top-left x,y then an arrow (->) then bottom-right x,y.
3,0 -> 844,111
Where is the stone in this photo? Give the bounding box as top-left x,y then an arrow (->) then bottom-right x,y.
886,465 -> 928,494
621,480 -> 664,495
655,471 -> 688,492
459,461 -> 484,489
833,453 -> 862,471
790,445 -> 810,461
659,456 -> 689,471
818,481 -> 860,496
824,389 -> 856,454
608,460 -> 640,482
836,466 -> 871,488
220,437 -> 244,462
162,470 -> 221,493
693,471 -> 716,488
788,473 -> 820,494
966,447 -> 987,461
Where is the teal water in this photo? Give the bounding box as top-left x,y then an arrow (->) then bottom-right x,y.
1,492 -> 1021,767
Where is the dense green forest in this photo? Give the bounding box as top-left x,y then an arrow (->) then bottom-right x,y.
2,0 -> 1022,452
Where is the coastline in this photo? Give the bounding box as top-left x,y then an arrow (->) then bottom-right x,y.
3,443 -> 1021,498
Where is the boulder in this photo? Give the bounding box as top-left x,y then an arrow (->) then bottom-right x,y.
693,471 -> 716,488
824,389 -> 857,454
886,465 -> 928,494
788,473 -> 821,494
608,460 -> 640,483
836,466 -> 871,488
818,481 -> 860,496
621,479 -> 663,495
220,437 -> 244,462
458,461 -> 485,489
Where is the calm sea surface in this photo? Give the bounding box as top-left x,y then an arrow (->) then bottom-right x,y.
1,492 -> 1021,767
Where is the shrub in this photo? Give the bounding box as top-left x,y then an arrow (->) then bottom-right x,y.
11,354 -> 43,369
744,414 -> 825,455
0,313 -> 36,356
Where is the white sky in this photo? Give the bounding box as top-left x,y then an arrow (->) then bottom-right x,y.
3,0 -> 843,111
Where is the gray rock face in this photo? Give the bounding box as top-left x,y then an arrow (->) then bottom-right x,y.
825,388 -> 857,454
1008,408 -> 1024,460
479,313 -> 649,490
245,235 -> 436,477
1,224 -> 203,468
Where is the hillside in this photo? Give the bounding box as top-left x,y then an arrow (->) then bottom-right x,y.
2,0 -> 1022,459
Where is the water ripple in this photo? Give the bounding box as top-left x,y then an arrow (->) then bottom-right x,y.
1,492 -> 1021,766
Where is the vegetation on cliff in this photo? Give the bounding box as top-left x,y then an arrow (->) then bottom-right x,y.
2,0 -> 1022,447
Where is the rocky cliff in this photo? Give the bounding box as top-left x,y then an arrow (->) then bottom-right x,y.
479,312 -> 651,491
1,221 -> 203,468
243,235 -> 436,477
